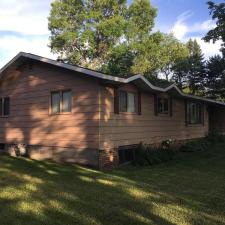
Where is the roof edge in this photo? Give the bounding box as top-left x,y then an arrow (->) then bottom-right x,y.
0,52 -> 225,107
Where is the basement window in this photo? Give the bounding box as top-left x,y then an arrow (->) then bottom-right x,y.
0,143 -> 5,150
118,147 -> 135,164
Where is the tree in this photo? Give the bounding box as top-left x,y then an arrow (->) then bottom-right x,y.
203,1 -> 225,56
205,55 -> 225,100
186,39 -> 206,95
48,0 -> 127,70
172,56 -> 190,89
172,39 -> 206,94
159,34 -> 189,81
48,0 -> 178,77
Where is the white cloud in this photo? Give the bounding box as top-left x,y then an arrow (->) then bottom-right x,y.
171,11 -> 193,40
0,0 -> 53,35
188,37 -> 222,58
0,35 -> 56,67
0,0 -> 55,67
171,11 -> 221,58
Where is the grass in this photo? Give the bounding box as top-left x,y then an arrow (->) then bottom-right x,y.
0,143 -> 225,225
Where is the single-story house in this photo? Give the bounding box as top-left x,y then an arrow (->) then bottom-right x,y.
0,52 -> 225,169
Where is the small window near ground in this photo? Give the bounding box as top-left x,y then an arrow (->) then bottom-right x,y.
187,102 -> 202,124
0,143 -> 5,150
118,148 -> 135,164
119,91 -> 136,113
157,97 -> 169,114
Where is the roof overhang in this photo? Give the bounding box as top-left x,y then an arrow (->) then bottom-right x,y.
1,52 -> 225,107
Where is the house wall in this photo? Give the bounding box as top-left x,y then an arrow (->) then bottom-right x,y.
0,62 -> 101,167
99,84 -> 209,168
210,106 -> 225,135
0,62 -> 212,169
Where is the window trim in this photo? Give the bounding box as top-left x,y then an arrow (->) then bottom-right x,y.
186,101 -> 203,125
50,89 -> 72,115
154,95 -> 172,117
0,97 -> 10,117
118,90 -> 137,114
157,97 -> 169,115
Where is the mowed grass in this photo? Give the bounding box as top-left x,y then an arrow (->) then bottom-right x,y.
0,144 -> 225,225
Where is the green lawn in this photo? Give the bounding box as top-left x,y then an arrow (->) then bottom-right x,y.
0,144 -> 225,225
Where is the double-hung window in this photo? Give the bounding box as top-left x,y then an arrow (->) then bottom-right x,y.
186,102 -> 202,125
51,90 -> 72,114
157,97 -> 169,114
119,91 -> 136,113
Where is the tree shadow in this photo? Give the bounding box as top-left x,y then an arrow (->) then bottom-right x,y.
1,153 -> 225,225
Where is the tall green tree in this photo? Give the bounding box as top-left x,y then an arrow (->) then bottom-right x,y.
186,39 -> 206,95
172,56 -> 190,89
48,0 -> 127,70
205,55 -> 225,100
172,39 -> 206,94
159,34 -> 189,81
203,1 -> 225,56
48,0 -> 179,77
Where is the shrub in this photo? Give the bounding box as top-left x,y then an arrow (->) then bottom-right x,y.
179,139 -> 209,152
179,133 -> 225,152
134,140 -> 175,166
205,133 -> 225,144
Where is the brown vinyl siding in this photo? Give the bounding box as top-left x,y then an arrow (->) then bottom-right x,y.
99,84 -> 209,150
0,62 -> 100,151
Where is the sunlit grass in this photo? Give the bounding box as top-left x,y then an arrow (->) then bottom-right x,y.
0,143 -> 225,225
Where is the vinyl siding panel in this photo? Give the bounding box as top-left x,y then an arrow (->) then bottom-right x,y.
99,84 -> 209,149
0,62 -> 100,150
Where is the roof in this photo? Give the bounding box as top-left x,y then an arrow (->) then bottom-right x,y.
1,52 -> 225,107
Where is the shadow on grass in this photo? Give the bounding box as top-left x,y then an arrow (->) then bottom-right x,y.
0,145 -> 225,225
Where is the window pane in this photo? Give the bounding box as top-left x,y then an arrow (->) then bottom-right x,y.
119,91 -> 127,112
158,98 -> 163,113
62,90 -> 72,112
187,102 -> 201,124
164,99 -> 169,112
3,97 -> 10,116
0,99 -> 2,116
127,92 -> 135,113
158,97 -> 169,114
51,92 -> 60,113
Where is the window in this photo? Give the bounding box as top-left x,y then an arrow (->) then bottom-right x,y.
51,90 -> 72,114
157,97 -> 169,114
119,91 -> 136,113
187,102 -> 202,124
0,97 -> 10,117
62,90 -> 72,112
118,148 -> 135,164
51,91 -> 60,114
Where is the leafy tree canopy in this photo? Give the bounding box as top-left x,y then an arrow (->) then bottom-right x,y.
48,0 -> 186,76
172,39 -> 206,95
205,55 -> 225,100
203,1 -> 225,56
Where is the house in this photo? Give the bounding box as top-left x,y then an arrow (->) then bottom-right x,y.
0,52 -> 225,169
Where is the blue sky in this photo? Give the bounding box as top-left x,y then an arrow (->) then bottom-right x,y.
0,0 -> 223,67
